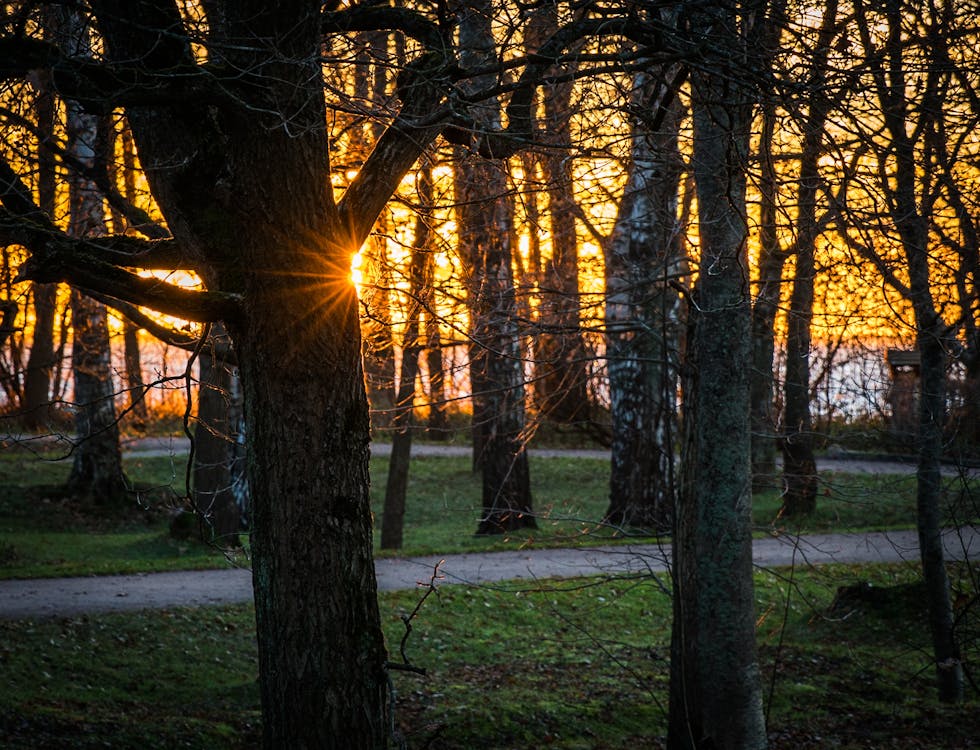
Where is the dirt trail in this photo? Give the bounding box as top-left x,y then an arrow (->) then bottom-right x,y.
1,527 -> 977,620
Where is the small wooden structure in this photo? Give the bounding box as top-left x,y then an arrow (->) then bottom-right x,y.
885,348 -> 920,438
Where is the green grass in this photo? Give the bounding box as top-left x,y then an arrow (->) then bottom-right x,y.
0,446 -> 977,578
0,563 -> 976,748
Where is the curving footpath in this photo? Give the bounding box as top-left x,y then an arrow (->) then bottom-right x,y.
0,527 -> 977,620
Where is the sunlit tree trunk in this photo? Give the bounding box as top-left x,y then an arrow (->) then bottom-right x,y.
61,8 -> 127,505
668,5 -> 767,747
457,0 -> 534,534
603,68 -> 683,530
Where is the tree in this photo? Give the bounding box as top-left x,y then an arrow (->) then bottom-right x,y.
528,0 -> 591,425
455,0 -> 535,535
846,0 -> 964,701
60,7 -> 127,505
21,48 -> 60,431
191,323 -> 244,545
668,2 -> 769,747
603,60 -> 684,531
381,162 -> 433,549
779,0 -> 839,517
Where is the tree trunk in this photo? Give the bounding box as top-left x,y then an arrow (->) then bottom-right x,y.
62,8 -> 127,505
749,100 -> 786,492
122,321 -> 148,428
67,290 -> 127,504
22,68 -> 59,431
381,163 -> 433,549
668,8 -> 766,746
192,324 -> 243,545
456,0 -> 534,534
528,1 -> 590,425
233,276 -> 388,747
603,68 -> 683,531
868,1 -> 963,702
780,0 -> 837,518
423,308 -> 450,438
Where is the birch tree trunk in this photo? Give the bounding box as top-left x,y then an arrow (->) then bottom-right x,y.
603,67 -> 683,530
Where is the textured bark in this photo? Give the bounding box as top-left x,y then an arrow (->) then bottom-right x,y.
603,68 -> 683,531
90,3 -> 400,744
456,0 -> 534,534
668,6 -> 766,747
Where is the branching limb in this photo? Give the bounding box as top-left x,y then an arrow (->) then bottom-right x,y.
0,35 -> 215,114
0,105 -> 169,239
86,291 -> 205,351
16,249 -> 239,322
386,559 -> 444,677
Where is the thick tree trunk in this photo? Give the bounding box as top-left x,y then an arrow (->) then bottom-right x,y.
603,70 -> 682,531
67,290 -> 127,504
668,10 -> 766,745
234,284 -> 389,747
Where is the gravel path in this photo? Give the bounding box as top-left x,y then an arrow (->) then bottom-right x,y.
1,435 -> 976,619
1,527 -> 977,620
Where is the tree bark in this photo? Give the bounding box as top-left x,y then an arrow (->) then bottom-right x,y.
603,67 -> 683,531
668,6 -> 767,746
61,8 -> 127,505
456,0 -> 534,534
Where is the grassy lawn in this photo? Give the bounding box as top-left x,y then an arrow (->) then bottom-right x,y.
0,444 -> 976,578
0,563 -> 976,748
